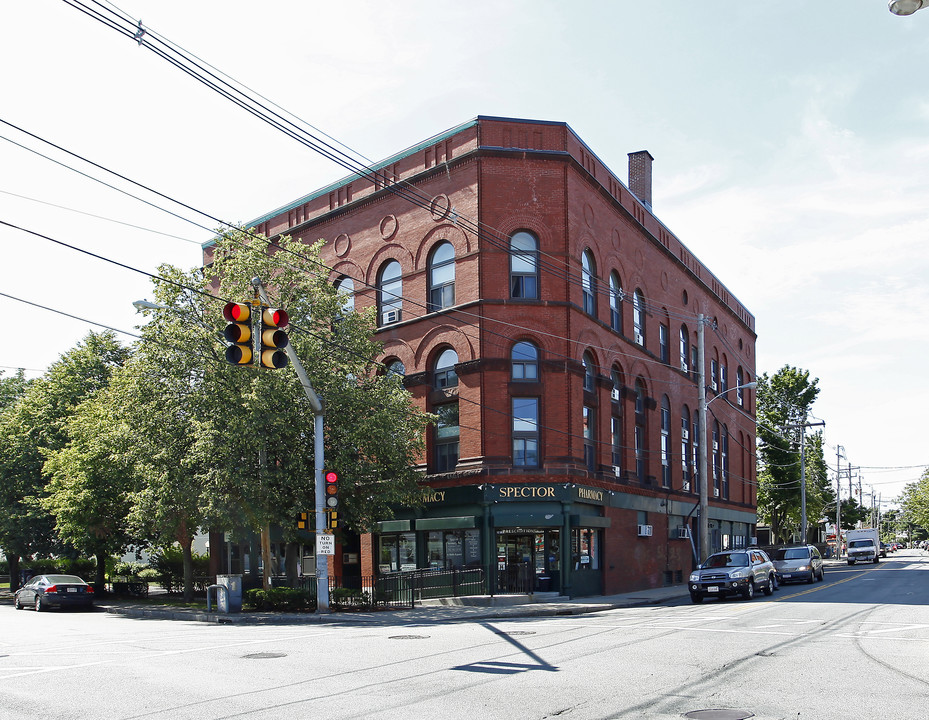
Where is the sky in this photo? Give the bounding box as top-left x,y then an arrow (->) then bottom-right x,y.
2,1 -> 927,508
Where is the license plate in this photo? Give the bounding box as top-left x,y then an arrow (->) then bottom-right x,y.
67,588 -> 77,593
707,586 -> 719,593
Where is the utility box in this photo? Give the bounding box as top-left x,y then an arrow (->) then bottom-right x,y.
216,574 -> 243,613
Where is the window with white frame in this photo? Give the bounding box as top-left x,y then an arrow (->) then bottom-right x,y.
582,250 -> 596,316
428,241 -> 455,312
609,271 -> 623,333
633,290 -> 646,346
512,397 -> 540,467
510,231 -> 539,299
511,341 -> 539,381
378,260 -> 402,326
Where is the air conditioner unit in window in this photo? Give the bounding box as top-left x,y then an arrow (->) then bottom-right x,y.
681,429 -> 689,440
382,309 -> 401,324
637,524 -> 653,537
676,527 -> 690,539
614,465 -> 623,478
634,332 -> 644,346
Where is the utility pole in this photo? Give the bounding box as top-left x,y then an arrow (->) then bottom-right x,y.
697,314 -> 709,563
787,419 -> 824,543
253,278 -> 330,613
835,445 -> 844,558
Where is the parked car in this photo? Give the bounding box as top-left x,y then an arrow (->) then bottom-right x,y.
772,544 -> 824,584
879,543 -> 889,557
689,549 -> 777,603
13,574 -> 95,611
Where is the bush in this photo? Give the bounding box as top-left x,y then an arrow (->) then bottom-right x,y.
150,547 -> 210,594
330,587 -> 372,610
244,587 -> 315,612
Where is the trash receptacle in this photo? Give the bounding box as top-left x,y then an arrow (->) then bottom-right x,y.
216,574 -> 242,613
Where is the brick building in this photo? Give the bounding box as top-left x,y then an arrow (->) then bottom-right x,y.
224,116 -> 757,597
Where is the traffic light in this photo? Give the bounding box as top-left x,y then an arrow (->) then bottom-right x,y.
259,307 -> 289,369
324,470 -> 339,529
297,512 -> 308,530
223,302 -> 253,366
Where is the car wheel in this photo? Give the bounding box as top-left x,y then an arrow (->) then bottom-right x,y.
34,595 -> 43,612
14,596 -> 23,610
818,568 -> 824,581
771,574 -> 779,591
690,593 -> 703,604
763,575 -> 774,596
807,571 -> 815,584
741,581 -> 755,600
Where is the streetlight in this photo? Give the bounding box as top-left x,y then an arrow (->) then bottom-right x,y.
889,0 -> 926,15
698,375 -> 756,564
132,299 -> 168,311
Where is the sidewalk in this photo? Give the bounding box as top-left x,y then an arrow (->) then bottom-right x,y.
94,584 -> 690,626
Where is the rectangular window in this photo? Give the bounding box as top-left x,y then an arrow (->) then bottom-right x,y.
513,397 -> 540,467
659,324 -> 670,364
611,415 -> 622,475
583,406 -> 595,470
511,274 -> 538,299
435,403 -> 459,472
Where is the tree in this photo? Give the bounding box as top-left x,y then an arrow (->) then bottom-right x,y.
118,228 -> 432,593
756,365 -> 823,544
0,368 -> 30,409
42,387 -> 137,589
0,332 -> 128,590
900,470 -> 929,538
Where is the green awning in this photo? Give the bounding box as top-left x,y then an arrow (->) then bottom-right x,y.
375,520 -> 412,533
415,516 -> 477,531
571,514 -> 611,528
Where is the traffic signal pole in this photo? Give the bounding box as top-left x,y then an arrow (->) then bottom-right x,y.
253,279 -> 330,613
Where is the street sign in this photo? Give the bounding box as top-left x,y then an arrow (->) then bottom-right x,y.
316,533 -> 335,556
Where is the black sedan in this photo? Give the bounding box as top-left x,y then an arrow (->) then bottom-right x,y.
14,574 -> 95,611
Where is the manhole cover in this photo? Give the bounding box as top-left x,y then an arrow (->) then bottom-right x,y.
494,630 -> 536,636
243,652 -> 287,659
389,635 -> 430,640
684,711 -> 754,720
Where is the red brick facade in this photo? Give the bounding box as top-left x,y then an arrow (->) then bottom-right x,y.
227,116 -> 757,596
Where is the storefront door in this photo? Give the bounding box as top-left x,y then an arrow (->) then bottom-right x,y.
496,530 -> 560,593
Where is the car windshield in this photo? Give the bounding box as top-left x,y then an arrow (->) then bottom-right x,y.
703,553 -> 748,568
775,548 -> 809,560
43,574 -> 86,584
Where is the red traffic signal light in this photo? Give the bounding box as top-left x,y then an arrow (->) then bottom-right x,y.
259,307 -> 289,369
223,302 -> 253,366
324,470 -> 338,508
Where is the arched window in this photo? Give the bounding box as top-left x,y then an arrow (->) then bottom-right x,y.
611,367 -> 623,476
378,260 -> 402,326
335,276 -> 354,315
661,396 -> 671,488
713,420 -> 721,498
510,231 -> 539,299
582,351 -> 595,393
609,271 -> 623,333
428,241 -> 455,312
722,424 -> 730,500
433,348 -> 459,473
511,341 -> 539,381
737,367 -> 746,407
385,359 -> 405,377
681,405 -> 692,492
582,250 -> 596,316
434,348 -> 458,388
633,290 -> 646,346
634,379 -> 647,481
679,325 -> 689,373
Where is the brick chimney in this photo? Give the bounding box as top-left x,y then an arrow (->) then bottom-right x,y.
628,150 -> 654,209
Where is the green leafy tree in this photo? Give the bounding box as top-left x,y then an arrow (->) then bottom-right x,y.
119,228 -> 431,593
0,368 -> 31,409
0,332 -> 128,590
900,470 -> 929,538
756,365 -> 822,543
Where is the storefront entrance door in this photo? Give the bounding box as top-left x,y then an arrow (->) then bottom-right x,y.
496,530 -> 560,593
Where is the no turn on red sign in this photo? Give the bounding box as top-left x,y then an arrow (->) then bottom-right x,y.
316,533 -> 335,555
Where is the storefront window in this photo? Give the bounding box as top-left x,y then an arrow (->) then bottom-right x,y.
378,532 -> 417,573
572,528 -> 601,571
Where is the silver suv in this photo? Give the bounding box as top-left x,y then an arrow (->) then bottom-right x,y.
689,549 -> 777,603
771,544 -> 824,584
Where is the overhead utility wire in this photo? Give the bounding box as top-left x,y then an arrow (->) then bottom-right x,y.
1,119 -> 702,396
68,0 -> 703,324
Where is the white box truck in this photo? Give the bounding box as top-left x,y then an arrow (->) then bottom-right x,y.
846,528 -> 880,565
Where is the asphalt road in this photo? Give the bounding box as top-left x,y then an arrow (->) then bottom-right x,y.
2,550 -> 927,720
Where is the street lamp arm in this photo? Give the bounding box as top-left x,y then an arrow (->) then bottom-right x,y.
705,381 -> 757,407
889,0 -> 927,16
